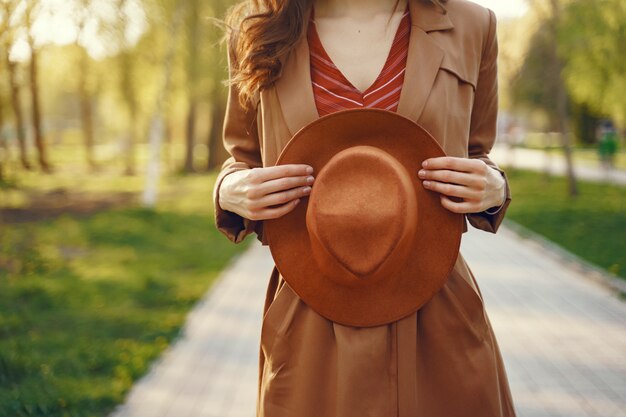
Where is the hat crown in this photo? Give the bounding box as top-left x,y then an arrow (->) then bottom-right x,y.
306,145 -> 418,286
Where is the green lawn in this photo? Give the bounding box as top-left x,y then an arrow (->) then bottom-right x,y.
504,167 -> 626,280
0,174 -> 252,417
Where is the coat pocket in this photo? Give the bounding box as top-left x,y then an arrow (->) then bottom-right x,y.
431,65 -> 475,150
260,272 -> 298,364
438,68 -> 475,118
439,53 -> 478,92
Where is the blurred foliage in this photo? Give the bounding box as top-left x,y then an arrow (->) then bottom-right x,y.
510,19 -> 605,145
509,14 -> 561,130
502,0 -> 626,138
0,0 -> 235,179
505,167 -> 626,280
558,0 -> 626,128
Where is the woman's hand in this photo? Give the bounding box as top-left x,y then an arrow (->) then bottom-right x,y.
219,164 -> 315,220
417,156 -> 505,214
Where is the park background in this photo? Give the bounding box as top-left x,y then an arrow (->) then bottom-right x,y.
0,0 -> 625,416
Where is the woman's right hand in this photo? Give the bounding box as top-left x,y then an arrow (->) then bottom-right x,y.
218,164 -> 315,220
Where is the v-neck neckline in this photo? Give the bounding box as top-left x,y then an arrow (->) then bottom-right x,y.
309,4 -> 410,97
274,0 -> 452,139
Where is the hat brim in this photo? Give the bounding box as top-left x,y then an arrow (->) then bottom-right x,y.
264,108 -> 463,327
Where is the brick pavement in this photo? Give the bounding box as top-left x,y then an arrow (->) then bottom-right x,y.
109,224 -> 626,417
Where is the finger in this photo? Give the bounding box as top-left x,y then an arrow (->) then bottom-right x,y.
255,198 -> 301,220
418,168 -> 481,188
439,195 -> 481,214
251,185 -> 311,209
250,164 -> 313,183
422,156 -> 483,173
422,179 -> 480,199
252,174 -> 314,197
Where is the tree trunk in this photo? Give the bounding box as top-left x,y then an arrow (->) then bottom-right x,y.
114,0 -> 137,176
78,48 -> 96,171
0,97 -> 5,182
207,96 -> 228,171
164,117 -> 173,174
557,81 -> 577,196
79,92 -> 95,171
124,121 -> 137,176
119,50 -> 137,176
5,58 -> 30,170
182,0 -> 200,173
550,0 -> 577,196
28,43 -> 52,173
183,101 -> 196,172
142,0 -> 185,207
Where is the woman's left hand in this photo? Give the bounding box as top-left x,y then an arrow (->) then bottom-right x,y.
417,156 -> 506,214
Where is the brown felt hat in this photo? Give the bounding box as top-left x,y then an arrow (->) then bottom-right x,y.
264,108 -> 463,327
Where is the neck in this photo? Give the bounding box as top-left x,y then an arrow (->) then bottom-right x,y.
314,0 -> 407,19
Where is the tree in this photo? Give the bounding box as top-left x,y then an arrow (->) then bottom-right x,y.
549,0 -> 577,197
207,93 -> 229,171
512,0 -> 577,196
182,0 -> 200,173
114,0 -> 140,176
559,0 -> 626,130
1,1 -> 30,170
74,0 -> 98,171
207,0 -> 237,171
0,77 -> 5,182
511,22 -> 560,126
24,0 -> 52,173
142,0 -> 186,207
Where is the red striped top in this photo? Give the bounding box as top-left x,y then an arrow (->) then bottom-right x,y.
308,4 -> 411,116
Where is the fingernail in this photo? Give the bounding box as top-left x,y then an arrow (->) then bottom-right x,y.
423,180 -> 430,187
306,166 -> 314,174
294,199 -> 300,205
422,160 -> 429,168
418,170 -> 425,177
303,186 -> 312,193
307,176 -> 315,184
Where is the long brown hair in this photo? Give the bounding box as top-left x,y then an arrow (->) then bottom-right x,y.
223,0 -> 447,111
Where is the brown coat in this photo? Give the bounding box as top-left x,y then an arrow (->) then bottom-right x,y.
212,0 -> 517,416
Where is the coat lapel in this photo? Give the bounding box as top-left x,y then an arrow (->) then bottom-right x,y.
273,5 -> 317,139
274,0 -> 454,138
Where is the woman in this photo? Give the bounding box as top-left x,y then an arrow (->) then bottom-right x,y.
214,0 -> 517,416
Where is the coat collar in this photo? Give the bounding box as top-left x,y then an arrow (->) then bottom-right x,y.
274,0 -> 454,138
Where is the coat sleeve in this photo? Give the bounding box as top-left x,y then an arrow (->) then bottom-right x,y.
465,8 -> 512,234
212,35 -> 263,244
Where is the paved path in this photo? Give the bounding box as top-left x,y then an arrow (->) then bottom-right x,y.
490,144 -> 626,186
109,224 -> 626,417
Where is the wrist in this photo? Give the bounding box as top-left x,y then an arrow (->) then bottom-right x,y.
485,168 -> 506,214
494,182 -> 506,207
218,172 -> 236,213
218,187 -> 228,212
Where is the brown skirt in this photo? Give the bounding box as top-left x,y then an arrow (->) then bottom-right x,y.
256,252 -> 518,417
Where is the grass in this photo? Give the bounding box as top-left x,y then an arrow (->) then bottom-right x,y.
504,167 -> 626,280
0,172 -> 252,417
